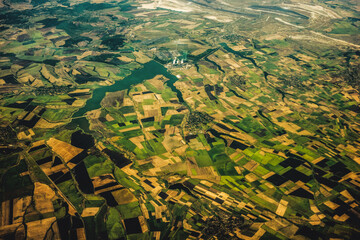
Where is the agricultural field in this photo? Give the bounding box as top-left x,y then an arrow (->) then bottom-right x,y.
1,0 -> 360,239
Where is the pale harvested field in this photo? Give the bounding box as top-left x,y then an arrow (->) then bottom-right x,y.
139,216 -> 149,233
274,121 -> 301,133
34,182 -> 56,215
119,126 -> 141,133
132,92 -> 155,103
229,44 -> 247,51
148,155 -> 174,168
26,217 -> 60,240
17,110 -> 29,120
162,134 -> 184,152
146,75 -> 167,90
243,160 -> 259,172
76,228 -> 86,240
17,73 -> 35,84
92,174 -> 117,189
17,129 -> 35,140
35,118 -> 66,129
190,165 -> 220,182
181,23 -> 201,29
191,48 -> 210,56
24,112 -> 35,121
180,66 -> 203,79
123,97 -> 134,106
117,56 -> 134,62
41,65 -> 65,84
1,200 -> 11,226
245,173 -> 258,183
78,51 -> 93,60
123,113 -> 137,117
225,58 -> 241,69
133,51 -> 151,63
143,105 -> 160,118
212,124 -> 256,144
276,199 -> 289,217
324,201 -> 339,210
188,138 -> 205,150
130,135 -> 145,149
47,138 -> 83,162
86,109 -> 101,119
155,23 -> 170,28
105,114 -> 115,121
68,89 -> 90,95
12,197 -> 32,224
81,208 -> 100,217
40,164 -> 68,177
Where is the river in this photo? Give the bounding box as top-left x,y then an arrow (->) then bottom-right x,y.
220,43 -> 287,101
70,60 -> 185,131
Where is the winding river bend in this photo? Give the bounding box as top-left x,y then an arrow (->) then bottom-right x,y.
220,43 -> 287,101
70,60 -> 184,131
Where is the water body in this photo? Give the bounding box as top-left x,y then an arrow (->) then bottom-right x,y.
70,60 -> 185,131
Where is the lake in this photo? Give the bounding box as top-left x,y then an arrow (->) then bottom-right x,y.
70,60 -> 185,131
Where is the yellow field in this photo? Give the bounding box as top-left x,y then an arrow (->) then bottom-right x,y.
81,208 -> 100,217
68,89 -> 90,95
119,126 -> 141,133
34,182 -> 56,214
147,75 -> 167,90
117,56 -> 134,62
133,51 -> 151,63
35,118 -> 66,129
47,138 -> 83,162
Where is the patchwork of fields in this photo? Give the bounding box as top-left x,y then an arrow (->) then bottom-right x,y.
1,0 -> 360,239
